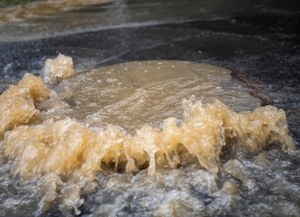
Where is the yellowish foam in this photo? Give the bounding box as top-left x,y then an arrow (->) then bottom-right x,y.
1,82 -> 294,181
0,73 -> 49,138
43,53 -> 75,84
0,58 -> 295,213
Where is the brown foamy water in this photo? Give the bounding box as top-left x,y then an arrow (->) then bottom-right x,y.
0,56 -> 297,216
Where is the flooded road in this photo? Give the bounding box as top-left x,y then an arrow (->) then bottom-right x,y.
0,0 -> 299,216
0,0 -> 299,41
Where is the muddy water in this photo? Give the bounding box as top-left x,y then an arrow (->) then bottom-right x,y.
0,59 -> 298,216
0,0 -> 299,216
53,61 -> 261,131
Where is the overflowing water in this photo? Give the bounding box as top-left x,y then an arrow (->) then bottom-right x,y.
53,61 -> 262,129
0,56 -> 298,216
0,0 -> 299,216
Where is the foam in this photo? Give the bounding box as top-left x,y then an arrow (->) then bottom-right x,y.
0,57 -> 294,214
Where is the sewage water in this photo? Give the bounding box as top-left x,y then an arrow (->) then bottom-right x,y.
0,0 -> 299,216
0,56 -> 298,216
53,61 -> 262,130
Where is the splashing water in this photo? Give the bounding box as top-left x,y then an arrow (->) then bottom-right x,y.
0,55 -> 296,215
